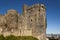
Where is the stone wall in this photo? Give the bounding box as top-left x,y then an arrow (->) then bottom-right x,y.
0,4 -> 46,40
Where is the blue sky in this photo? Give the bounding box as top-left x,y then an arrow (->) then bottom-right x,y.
0,0 -> 60,34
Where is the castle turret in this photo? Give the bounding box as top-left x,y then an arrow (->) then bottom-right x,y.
6,9 -> 18,31
25,4 -> 46,40
23,4 -> 28,15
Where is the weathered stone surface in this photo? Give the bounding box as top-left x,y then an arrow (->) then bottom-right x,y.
0,4 -> 46,40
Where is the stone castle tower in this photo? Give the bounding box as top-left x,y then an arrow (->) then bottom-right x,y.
0,4 -> 46,40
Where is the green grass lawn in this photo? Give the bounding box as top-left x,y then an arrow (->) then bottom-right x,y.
0,35 -> 38,40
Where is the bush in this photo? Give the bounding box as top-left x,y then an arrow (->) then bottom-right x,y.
0,35 -> 38,40
0,35 -> 4,40
4,35 -> 17,40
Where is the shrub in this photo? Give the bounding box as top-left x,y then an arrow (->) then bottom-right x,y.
0,35 -> 38,40
4,35 -> 17,40
0,35 -> 4,40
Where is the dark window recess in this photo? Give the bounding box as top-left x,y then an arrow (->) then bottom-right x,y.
5,24 -> 7,28
31,19 -> 32,21
41,6 -> 44,9
39,9 -> 40,11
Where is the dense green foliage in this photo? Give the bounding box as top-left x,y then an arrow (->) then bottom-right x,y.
0,35 -> 38,40
0,35 -> 4,40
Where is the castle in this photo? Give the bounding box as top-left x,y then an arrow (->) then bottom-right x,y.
0,4 -> 46,40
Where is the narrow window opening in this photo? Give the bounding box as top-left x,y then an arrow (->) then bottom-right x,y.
39,9 -> 40,11
42,6 -> 44,8
31,19 -> 32,21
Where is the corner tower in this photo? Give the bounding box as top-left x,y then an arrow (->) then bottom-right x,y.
26,4 -> 46,40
